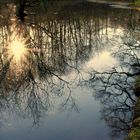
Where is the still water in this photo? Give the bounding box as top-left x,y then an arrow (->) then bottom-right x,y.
0,1 -> 140,140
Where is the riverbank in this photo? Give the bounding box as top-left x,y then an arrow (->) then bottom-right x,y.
87,0 -> 140,8
125,98 -> 140,140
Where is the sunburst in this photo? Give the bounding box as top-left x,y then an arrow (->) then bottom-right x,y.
8,33 -> 28,62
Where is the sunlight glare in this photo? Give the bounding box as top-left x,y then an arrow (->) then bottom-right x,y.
9,37 -> 27,61
85,51 -> 118,72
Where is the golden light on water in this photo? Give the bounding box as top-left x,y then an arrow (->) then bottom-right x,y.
10,40 -> 26,60
8,36 -> 27,61
7,10 -> 28,62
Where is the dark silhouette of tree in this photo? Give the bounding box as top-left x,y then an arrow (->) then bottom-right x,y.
82,30 -> 140,139
0,0 -> 139,129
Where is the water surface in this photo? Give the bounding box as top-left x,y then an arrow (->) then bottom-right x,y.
0,1 -> 140,140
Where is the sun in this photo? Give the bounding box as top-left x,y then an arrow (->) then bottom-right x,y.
10,40 -> 26,59
8,36 -> 27,61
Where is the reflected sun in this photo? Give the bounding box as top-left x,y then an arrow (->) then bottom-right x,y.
8,37 -> 27,61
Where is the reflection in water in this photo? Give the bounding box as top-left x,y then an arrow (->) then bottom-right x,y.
8,32 -> 27,61
0,1 -> 140,140
85,30 -> 140,138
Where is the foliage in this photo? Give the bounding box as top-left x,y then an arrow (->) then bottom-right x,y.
134,0 -> 140,5
126,115 -> 140,140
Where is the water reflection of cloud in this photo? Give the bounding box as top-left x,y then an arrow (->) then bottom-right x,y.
85,51 -> 118,72
84,27 -> 124,72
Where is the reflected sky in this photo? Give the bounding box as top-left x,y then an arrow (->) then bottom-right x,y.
0,87 -> 109,140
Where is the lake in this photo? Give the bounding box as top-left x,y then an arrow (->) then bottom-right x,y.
0,0 -> 139,140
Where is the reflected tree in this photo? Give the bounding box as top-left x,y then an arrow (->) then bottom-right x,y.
83,30 -> 140,139
0,0 -> 140,128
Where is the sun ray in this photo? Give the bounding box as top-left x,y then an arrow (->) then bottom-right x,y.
7,33 -> 28,62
